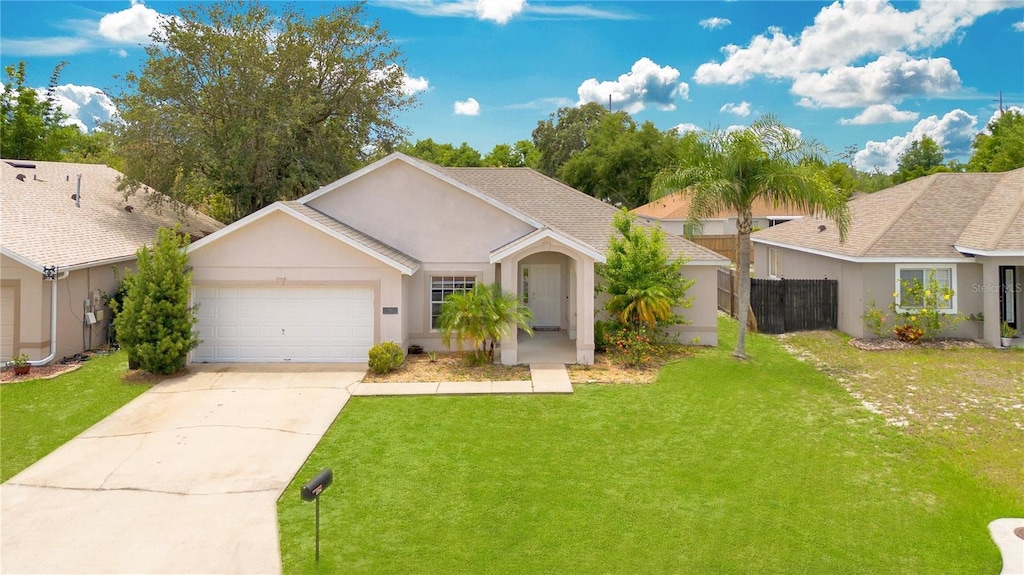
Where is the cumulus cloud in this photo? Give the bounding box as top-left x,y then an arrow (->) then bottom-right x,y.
98,0 -> 162,43
576,57 -> 689,114
454,97 -> 481,115
369,66 -> 430,96
700,17 -> 732,30
673,123 -> 704,135
719,101 -> 751,116
692,1 -> 1014,109
48,85 -> 119,132
853,109 -> 978,173
474,0 -> 525,24
1014,20 -> 1024,31
839,104 -> 919,125
794,52 -> 961,108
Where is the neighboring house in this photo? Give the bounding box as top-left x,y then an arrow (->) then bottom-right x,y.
187,153 -> 728,365
751,168 -> 1024,347
633,193 -> 815,236
1,159 -> 223,365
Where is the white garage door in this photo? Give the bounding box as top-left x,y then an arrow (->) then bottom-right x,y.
193,286 -> 374,363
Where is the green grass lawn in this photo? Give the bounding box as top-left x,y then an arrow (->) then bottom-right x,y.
278,319 -> 1022,574
0,351 -> 151,482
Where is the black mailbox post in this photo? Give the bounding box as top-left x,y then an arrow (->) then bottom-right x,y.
300,468 -> 333,563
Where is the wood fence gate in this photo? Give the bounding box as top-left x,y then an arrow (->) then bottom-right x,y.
749,278 -> 838,334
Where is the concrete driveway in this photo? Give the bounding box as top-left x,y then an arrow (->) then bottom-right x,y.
0,364 -> 364,574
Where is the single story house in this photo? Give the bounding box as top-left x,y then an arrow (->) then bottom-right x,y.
1,159 -> 223,365
634,193 -> 816,236
751,168 -> 1023,347
187,153 -> 728,365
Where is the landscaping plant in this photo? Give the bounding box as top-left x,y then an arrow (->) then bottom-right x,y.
368,342 -> 404,375
862,272 -> 961,342
437,282 -> 533,364
112,226 -> 199,374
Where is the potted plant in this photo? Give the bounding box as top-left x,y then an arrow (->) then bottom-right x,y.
1000,322 -> 1016,348
11,353 -> 31,376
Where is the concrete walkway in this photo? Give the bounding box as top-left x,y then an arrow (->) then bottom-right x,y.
352,363 -> 573,396
990,518 -> 1024,575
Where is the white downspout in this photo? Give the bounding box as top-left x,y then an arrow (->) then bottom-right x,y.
27,270 -> 67,367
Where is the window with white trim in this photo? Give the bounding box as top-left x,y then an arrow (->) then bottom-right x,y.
430,276 -> 476,329
895,265 -> 956,313
768,248 -> 782,279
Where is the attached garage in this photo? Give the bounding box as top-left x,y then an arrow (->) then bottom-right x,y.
193,286 -> 374,363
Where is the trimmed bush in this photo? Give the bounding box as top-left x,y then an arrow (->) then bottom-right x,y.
368,341 -> 404,375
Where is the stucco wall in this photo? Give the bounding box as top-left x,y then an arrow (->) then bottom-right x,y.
189,210 -> 405,345
404,263 -> 497,352
307,161 -> 535,263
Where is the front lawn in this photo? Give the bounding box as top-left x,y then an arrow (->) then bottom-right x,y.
781,330 -> 1024,506
0,351 -> 151,482
278,318 -> 1020,574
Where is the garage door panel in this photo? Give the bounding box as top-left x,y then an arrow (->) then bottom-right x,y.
194,286 -> 373,363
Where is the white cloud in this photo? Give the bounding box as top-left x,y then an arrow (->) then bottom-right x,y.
98,0 -> 162,43
692,1 -> 1015,109
0,37 -> 92,56
576,57 -> 689,114
369,66 -> 430,96
112,48 -> 128,58
839,104 -> 920,125
673,123 -> 704,135
48,84 -> 119,132
377,0 -> 634,23
454,97 -> 481,115
794,52 -> 961,108
720,101 -> 751,117
700,17 -> 732,30
853,109 -> 978,173
475,0 -> 525,24
980,105 -> 1024,134
1014,20 -> 1024,31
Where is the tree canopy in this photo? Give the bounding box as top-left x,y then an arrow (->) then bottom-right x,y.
531,102 -> 609,177
114,0 -> 414,222
967,110 -> 1024,173
893,136 -> 947,183
652,115 -> 850,358
1,61 -> 80,161
398,138 -> 483,166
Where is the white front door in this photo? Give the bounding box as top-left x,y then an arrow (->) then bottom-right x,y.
524,264 -> 561,328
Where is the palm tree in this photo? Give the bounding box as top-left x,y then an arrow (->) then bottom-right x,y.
437,283 -> 534,362
652,115 -> 850,358
607,285 -> 674,329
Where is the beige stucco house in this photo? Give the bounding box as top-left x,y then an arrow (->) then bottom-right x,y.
752,168 -> 1024,347
0,160 -> 223,365
188,153 -> 728,365
634,193 -> 815,236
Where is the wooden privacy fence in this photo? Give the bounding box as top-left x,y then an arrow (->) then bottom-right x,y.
749,278 -> 838,334
691,235 -> 754,266
718,270 -> 837,334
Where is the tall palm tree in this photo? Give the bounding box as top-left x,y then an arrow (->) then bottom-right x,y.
652,115 -> 850,358
437,283 -> 534,362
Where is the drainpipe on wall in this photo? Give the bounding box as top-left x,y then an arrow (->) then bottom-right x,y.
28,268 -> 67,367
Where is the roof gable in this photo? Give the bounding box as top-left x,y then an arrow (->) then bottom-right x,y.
633,192 -> 818,221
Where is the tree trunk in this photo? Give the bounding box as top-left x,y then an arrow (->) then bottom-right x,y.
734,208 -> 753,359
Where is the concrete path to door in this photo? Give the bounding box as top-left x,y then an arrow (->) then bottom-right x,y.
0,364 -> 364,575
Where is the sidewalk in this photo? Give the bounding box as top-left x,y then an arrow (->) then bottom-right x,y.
352,363 -> 573,396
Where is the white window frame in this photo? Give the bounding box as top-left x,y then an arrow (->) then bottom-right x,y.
894,265 -> 957,314
767,248 -> 782,279
429,275 -> 476,331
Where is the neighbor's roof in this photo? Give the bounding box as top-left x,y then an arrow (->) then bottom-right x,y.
752,168 -> 1024,260
0,159 -> 224,270
438,165 -> 729,264
633,192 -> 817,221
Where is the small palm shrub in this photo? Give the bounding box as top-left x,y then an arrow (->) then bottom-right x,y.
437,283 -> 533,364
368,341 -> 404,375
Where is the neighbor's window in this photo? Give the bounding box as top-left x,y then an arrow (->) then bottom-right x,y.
768,248 -> 782,279
895,266 -> 955,312
430,276 -> 475,329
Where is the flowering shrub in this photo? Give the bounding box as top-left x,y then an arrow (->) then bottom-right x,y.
862,272 -> 961,343
607,324 -> 659,368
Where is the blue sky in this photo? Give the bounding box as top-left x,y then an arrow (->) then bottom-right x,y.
2,0 -> 1023,173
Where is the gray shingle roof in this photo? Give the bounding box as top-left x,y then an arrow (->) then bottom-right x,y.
282,202 -> 420,272
437,166 -> 728,263
1,159 -> 224,269
752,168 -> 1024,258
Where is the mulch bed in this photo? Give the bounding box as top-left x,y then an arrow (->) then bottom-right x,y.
848,337 -> 986,351
0,351 -> 99,384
